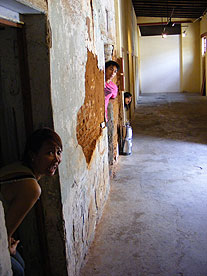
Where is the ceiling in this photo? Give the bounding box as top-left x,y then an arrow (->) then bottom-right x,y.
132,0 -> 207,19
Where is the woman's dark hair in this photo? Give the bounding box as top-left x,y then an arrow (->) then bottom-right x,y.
124,92 -> 132,110
105,60 -> 120,71
23,127 -> 62,164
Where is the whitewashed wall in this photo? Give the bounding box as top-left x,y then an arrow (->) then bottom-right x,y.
140,35 -> 181,93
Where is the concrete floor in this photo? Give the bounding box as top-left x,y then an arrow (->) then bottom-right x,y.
80,93 -> 207,276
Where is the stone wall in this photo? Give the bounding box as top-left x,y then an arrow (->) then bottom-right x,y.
48,0 -> 116,274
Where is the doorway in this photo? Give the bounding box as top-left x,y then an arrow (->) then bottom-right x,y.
0,8 -> 68,273
0,19 -> 47,275
0,23 -> 27,166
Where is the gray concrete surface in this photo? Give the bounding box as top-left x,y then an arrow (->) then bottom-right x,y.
80,93 -> 207,276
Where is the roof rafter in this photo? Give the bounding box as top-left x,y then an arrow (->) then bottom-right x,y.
132,0 -> 207,19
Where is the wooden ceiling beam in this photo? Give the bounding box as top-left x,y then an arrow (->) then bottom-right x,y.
137,20 -> 193,26
132,0 -> 207,18
0,18 -> 23,28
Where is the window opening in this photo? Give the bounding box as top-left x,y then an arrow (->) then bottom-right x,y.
202,36 -> 207,56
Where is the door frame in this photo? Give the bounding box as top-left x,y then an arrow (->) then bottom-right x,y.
0,17 -> 52,275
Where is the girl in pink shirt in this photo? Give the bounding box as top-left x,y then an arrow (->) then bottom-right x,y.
104,60 -> 120,121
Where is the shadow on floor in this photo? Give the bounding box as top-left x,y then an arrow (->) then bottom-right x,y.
133,92 -> 207,145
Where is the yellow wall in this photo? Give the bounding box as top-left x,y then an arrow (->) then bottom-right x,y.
137,16 -> 169,24
181,21 -> 200,92
200,14 -> 207,35
115,0 -> 139,119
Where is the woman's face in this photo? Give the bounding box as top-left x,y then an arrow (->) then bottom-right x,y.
105,65 -> 118,82
125,97 -> 132,105
32,140 -> 62,179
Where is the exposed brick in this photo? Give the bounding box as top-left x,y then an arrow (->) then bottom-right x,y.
76,51 -> 105,164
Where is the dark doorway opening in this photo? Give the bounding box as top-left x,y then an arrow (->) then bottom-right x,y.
0,17 -> 50,276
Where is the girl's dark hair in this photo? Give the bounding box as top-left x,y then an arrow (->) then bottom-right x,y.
23,128 -> 62,164
105,60 -> 120,71
124,92 -> 132,110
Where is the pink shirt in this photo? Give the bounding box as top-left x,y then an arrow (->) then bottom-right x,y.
104,81 -> 118,121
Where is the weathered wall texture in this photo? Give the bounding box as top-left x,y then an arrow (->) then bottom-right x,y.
18,0 -> 47,12
0,0 -> 128,275
0,202 -> 12,276
77,51 -> 105,164
48,0 -> 116,274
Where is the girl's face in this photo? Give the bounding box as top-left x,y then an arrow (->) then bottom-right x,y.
105,65 -> 118,82
125,97 -> 132,105
32,141 -> 62,180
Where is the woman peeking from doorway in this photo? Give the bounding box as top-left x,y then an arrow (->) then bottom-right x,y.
104,60 -> 120,122
0,127 -> 62,276
124,92 -> 132,111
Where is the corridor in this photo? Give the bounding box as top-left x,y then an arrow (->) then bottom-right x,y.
81,93 -> 207,276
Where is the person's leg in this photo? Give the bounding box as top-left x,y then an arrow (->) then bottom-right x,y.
11,251 -> 25,276
13,250 -> 25,269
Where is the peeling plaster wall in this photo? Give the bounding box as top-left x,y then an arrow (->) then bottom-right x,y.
76,51 -> 105,164
48,0 -> 116,274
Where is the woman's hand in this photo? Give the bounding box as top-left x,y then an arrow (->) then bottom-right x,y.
9,237 -> 20,256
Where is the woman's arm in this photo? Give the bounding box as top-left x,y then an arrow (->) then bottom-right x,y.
5,179 -> 41,239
